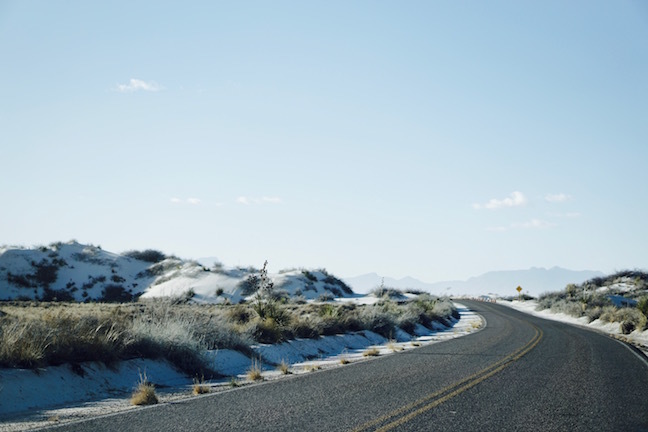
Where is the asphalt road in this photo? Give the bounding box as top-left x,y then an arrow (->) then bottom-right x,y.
49,301 -> 648,431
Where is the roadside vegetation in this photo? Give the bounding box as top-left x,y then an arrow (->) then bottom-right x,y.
0,265 -> 457,377
535,270 -> 648,334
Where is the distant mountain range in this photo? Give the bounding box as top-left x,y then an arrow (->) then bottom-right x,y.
343,267 -> 605,298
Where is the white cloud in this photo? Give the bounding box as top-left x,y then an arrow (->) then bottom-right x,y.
187,198 -> 201,205
545,193 -> 572,203
236,197 -> 251,205
473,191 -> 527,210
512,219 -> 555,229
237,196 -> 282,205
116,78 -> 162,93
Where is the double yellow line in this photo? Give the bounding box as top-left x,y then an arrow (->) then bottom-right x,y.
353,323 -> 543,432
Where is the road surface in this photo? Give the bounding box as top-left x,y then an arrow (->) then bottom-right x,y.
49,301 -> 648,431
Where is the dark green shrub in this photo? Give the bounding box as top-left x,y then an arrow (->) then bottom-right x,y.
124,250 -> 167,263
302,270 -> 317,282
41,288 -> 74,302
7,272 -> 34,288
237,275 -> 259,296
621,320 -> 636,334
111,274 -> 126,283
101,285 -> 133,302
249,318 -> 285,344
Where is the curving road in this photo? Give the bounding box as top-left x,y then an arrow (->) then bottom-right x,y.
49,301 -> 648,431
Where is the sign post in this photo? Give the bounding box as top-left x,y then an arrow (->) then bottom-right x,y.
516,286 -> 522,301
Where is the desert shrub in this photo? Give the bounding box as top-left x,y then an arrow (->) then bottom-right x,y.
0,311 -> 123,368
111,274 -> 126,283
637,297 -> 648,319
621,320 -> 636,334
129,311 -> 208,375
302,270 -> 317,282
615,308 -> 644,334
363,347 -> 380,357
192,376 -> 210,394
33,261 -> 59,286
6,272 -> 34,288
371,287 -> 404,299
247,358 -> 264,381
586,306 -> 603,322
0,320 -> 49,367
237,275 -> 260,297
328,286 -> 343,297
536,294 -> 558,311
131,373 -> 158,405
318,293 -> 334,302
322,274 -> 354,295
599,306 -> 619,323
246,317 -> 286,344
358,306 -> 396,338
549,299 -> 584,318
395,308 -> 420,334
317,316 -> 348,336
289,319 -> 320,339
101,285 -> 133,303
227,304 -> 254,324
124,249 -> 167,264
40,288 -> 74,302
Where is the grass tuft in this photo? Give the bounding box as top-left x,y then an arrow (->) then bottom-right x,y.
247,358 -> 264,381
192,375 -> 210,395
387,340 -> 404,352
278,359 -> 291,375
131,372 -> 158,406
363,347 -> 380,357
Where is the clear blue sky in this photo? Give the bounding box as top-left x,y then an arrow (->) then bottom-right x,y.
1,1 -> 647,281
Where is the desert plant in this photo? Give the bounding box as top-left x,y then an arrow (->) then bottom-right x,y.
278,360 -> 291,375
131,372 -> 158,405
100,285 -> 133,303
363,347 -> 380,357
387,340 -> 403,352
638,297 -> 648,319
192,375 -> 210,395
247,358 -> 264,381
124,249 -> 167,264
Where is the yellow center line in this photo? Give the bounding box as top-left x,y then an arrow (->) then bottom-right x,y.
374,328 -> 543,432
352,313 -> 543,432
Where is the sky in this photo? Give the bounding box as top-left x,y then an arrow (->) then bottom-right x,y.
1,1 -> 647,282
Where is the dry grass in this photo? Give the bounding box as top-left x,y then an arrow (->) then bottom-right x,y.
247,359 -> 264,381
387,340 -> 404,352
363,347 -> 380,357
304,363 -> 322,372
0,294 -> 459,373
192,376 -> 210,395
278,360 -> 291,375
339,357 -> 350,365
131,372 -> 158,406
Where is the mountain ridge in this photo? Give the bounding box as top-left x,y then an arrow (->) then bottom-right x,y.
344,267 -> 605,297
